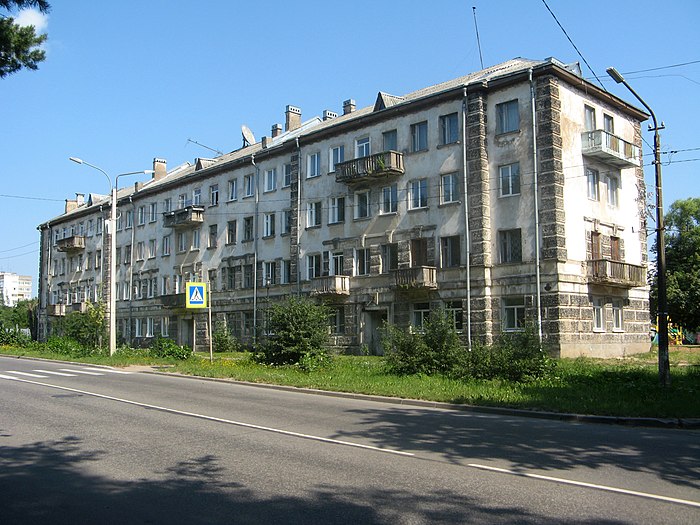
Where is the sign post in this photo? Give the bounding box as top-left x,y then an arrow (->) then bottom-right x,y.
186,282 -> 207,355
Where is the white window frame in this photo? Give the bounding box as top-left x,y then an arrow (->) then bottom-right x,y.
612,299 -> 624,331
210,184 -> 219,206
496,99 -> 520,134
329,196 -> 345,224
355,137 -> 370,158
192,228 -> 200,249
593,297 -> 605,332
243,174 -> 254,197
162,235 -> 171,256
499,162 -> 521,197
264,168 -> 277,192
440,112 -> 459,145
354,191 -> 370,219
307,201 -> 322,227
411,121 -> 428,152
283,164 -> 292,187
355,248 -> 370,276
606,174 -> 619,208
330,145 -> 344,173
409,179 -> 428,209
587,168 -> 600,201
307,152 -> 321,178
149,202 -> 158,222
263,212 -> 275,237
307,254 -> 321,280
503,297 -> 525,332
228,179 -> 238,201
381,184 -> 398,214
441,173 -> 459,203
148,238 -> 157,259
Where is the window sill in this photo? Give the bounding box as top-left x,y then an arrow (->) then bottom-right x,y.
495,130 -> 521,138
306,225 -> 322,230
263,189 -> 277,194
408,207 -> 428,212
438,201 -> 460,208
262,235 -> 276,240
499,193 -> 520,199
437,141 -> 460,149
209,203 -> 219,208
406,149 -> 429,156
379,211 -> 398,217
353,216 -> 371,222
161,253 -> 171,257
226,198 -> 238,203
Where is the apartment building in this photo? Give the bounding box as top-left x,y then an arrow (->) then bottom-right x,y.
0,272 -> 33,306
37,57 -> 650,357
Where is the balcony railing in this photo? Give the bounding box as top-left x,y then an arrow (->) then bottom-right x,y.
48,304 -> 66,316
69,302 -> 88,313
161,293 -> 186,308
310,275 -> 350,295
581,130 -> 640,168
56,235 -> 86,253
587,259 -> 646,288
393,266 -> 437,289
163,205 -> 205,229
335,150 -> 404,184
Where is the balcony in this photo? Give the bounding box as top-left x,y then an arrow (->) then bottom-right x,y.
56,235 -> 86,253
163,205 -> 205,229
69,302 -> 88,314
161,293 -> 186,309
48,304 -> 66,316
581,130 -> 640,168
310,275 -> 350,296
335,150 -> 404,185
393,266 -> 438,289
587,259 -> 646,288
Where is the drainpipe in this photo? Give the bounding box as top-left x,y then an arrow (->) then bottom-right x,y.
295,137 -> 302,297
252,154 -> 259,345
461,87 -> 472,351
128,196 -> 136,345
530,69 -> 543,346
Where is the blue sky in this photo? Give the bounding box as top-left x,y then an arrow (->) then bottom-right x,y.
2,0 -> 699,291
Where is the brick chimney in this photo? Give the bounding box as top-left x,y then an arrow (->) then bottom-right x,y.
343,99 -> 356,115
65,198 -> 78,214
285,105 -> 302,132
323,110 -> 338,121
271,123 -> 283,138
153,158 -> 167,181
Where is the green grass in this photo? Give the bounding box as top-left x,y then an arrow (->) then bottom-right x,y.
2,345 -> 699,419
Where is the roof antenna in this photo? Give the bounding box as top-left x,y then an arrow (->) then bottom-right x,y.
472,6 -> 484,69
186,138 -> 224,156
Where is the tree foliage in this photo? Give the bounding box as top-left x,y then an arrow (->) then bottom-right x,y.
0,0 -> 50,78
652,197 -> 700,331
61,302 -> 106,349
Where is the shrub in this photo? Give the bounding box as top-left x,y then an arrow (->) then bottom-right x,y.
148,336 -> 192,360
43,336 -> 105,358
0,328 -> 32,347
255,297 -> 331,370
62,302 -> 106,349
212,323 -> 240,353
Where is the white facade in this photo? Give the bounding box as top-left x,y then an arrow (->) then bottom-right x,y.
0,272 -> 33,306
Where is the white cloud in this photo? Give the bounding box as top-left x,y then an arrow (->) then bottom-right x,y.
14,9 -> 49,33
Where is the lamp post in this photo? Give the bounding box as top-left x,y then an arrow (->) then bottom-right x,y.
69,157 -> 153,356
606,67 -> 671,387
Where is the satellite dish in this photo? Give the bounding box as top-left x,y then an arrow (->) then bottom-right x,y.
241,125 -> 256,147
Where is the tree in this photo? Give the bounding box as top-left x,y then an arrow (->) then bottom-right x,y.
0,1 -> 50,78
651,197 -> 700,331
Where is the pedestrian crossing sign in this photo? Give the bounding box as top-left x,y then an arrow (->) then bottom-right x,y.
186,282 -> 207,309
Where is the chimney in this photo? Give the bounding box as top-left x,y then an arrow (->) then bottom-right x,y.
261,136 -> 270,149
323,110 -> 338,121
285,105 -> 302,131
153,158 -> 167,181
65,199 -> 78,214
271,123 -> 283,138
75,193 -> 85,206
343,99 -> 356,115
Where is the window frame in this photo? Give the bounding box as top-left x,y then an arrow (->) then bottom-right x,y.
439,113 -> 459,145
498,229 -> 522,263
503,296 -> 525,332
354,191 -> 370,219
409,179 -> 428,209
410,121 -> 428,152
381,183 -> 398,214
441,173 -> 459,204
496,99 -> 520,135
307,152 -> 321,178
499,162 -> 521,197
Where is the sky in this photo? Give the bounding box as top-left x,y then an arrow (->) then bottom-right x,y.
2,0 -> 699,294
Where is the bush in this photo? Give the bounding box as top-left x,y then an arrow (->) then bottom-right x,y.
212,323 -> 240,353
0,328 -> 32,347
255,297 -> 331,370
43,336 -> 105,358
148,336 -> 192,360
62,302 -> 106,349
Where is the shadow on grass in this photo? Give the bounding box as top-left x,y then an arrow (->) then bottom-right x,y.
0,436 -> 633,524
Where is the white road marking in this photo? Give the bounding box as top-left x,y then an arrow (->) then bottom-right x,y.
33,369 -> 77,377
5,371 -> 48,378
59,368 -> 104,376
467,463 -> 700,509
81,367 -> 132,374
0,375 -> 414,457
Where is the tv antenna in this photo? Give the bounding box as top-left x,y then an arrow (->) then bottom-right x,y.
472,6 -> 484,69
186,138 -> 224,156
241,125 -> 256,147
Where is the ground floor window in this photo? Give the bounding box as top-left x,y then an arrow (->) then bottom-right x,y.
593,296 -> 605,331
612,299 -> 624,331
329,307 -> 345,334
503,296 -> 525,331
445,300 -> 463,331
412,302 -> 431,330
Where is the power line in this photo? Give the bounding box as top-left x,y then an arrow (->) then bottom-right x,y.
0,241 -> 38,254
0,193 -> 64,202
0,249 -> 38,260
623,60 -> 700,75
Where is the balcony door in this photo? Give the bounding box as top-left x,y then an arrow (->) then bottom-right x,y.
411,238 -> 428,267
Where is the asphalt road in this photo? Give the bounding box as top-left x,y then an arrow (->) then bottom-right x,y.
1,355 -> 698,524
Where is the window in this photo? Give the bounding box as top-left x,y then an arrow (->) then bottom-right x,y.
499,162 -> 521,196
499,229 -> 522,263
307,254 -> 321,280
591,231 -> 601,260
161,275 -> 170,295
307,201 -> 322,227
281,260 -> 292,284
446,301 -> 464,331
264,261 -> 277,285
87,219 -> 94,236
584,105 -> 596,131
329,197 -> 345,224
441,236 -> 461,267
330,146 -> 344,172
148,239 -> 157,258
282,210 -> 292,234
149,202 -> 158,222
135,318 -> 143,337
331,251 -> 344,276
612,299 -> 623,331
354,191 -> 370,219
355,248 -> 370,276
411,238 -> 428,266
125,210 -> 133,229
178,193 -> 187,209
412,302 -> 430,330
243,264 -> 254,288
116,214 -> 123,231
96,218 -> 103,235
307,152 -> 320,178
227,220 -> 237,244
593,297 -> 605,331
329,307 -> 345,334
381,243 -> 398,273
208,224 -> 218,248
263,213 -> 275,237
163,198 -> 172,213
610,236 -> 621,262
587,168 -> 599,201
124,244 -> 132,264
440,113 -> 459,145
604,114 -> 614,134
161,317 -> 169,336
441,173 -> 459,203
503,297 -> 525,331
95,250 -> 101,269
496,99 -> 520,134
283,163 -> 292,187
177,232 -> 187,252
379,184 -> 398,214
162,235 -> 171,256
264,168 -> 276,192
193,188 -> 202,205
243,216 -> 254,241
383,129 -> 397,151
192,228 -> 200,249
356,137 -> 370,158
228,179 -> 238,201
138,206 -> 146,225
243,174 -> 254,197
409,179 -> 428,209
210,184 -> 219,206
411,121 -> 428,152
606,175 -> 619,208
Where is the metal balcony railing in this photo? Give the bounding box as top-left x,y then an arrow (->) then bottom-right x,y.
581,130 -> 640,168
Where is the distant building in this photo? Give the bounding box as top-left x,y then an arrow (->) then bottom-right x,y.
0,272 -> 33,306
37,57 -> 650,357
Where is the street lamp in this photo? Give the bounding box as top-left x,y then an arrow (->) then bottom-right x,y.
606,67 -> 671,387
69,157 -> 154,356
